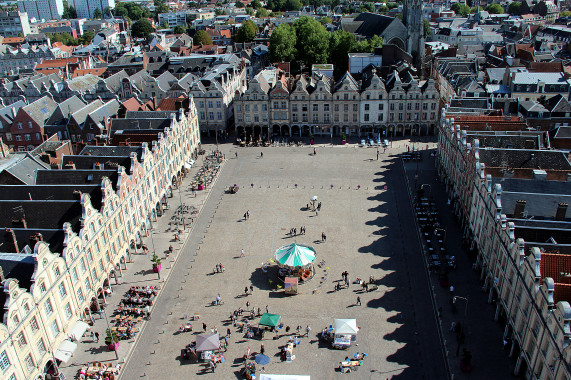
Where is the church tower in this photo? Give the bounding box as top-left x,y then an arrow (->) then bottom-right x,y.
402,0 -> 424,69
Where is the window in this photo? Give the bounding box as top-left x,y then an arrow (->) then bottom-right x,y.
7,374 -> 15,380
77,288 -> 84,303
17,122 -> 22,129
344,104 -> 348,112
44,299 -> 53,317
379,104 -> 384,110
12,313 -> 19,325
334,104 -> 339,112
16,332 -> 26,349
313,114 -> 318,122
28,121 -> 33,128
313,104 -> 318,112
54,266 -> 60,277
292,104 -> 298,112
208,112 -> 214,120
24,354 -> 34,371
50,320 -> 59,337
23,303 -> 29,313
262,104 -> 267,111
324,104 -> 329,111
15,135 -> 22,141
58,283 -> 67,299
30,317 -> 39,334
364,114 -> 369,121
24,134 -> 30,141
353,104 -> 358,112
71,268 -> 79,283
324,114 -> 329,122
84,277 -> 91,292
281,101 -> 286,109
37,339 -> 46,356
79,258 -> 86,274
364,104 -> 369,111
216,101 -> 221,108
199,112 -> 205,120
0,351 -> 10,372
64,303 -> 72,319
253,104 -> 258,112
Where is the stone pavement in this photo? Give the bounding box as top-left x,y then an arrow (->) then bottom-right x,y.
401,145 -> 517,379
119,140 -> 448,380
58,153 -> 226,379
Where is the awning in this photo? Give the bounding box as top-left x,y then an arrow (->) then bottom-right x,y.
259,375 -> 310,380
54,340 -> 78,363
184,163 -> 191,170
68,320 -> 89,341
259,313 -> 281,328
333,319 -> 358,335
195,333 -> 220,352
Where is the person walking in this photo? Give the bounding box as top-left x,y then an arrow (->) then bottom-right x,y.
286,325 -> 291,334
356,296 -> 361,306
250,285 -> 254,294
313,147 -> 316,155
240,249 -> 245,257
247,210 -> 250,219
235,152 -> 238,158
246,300 -> 251,308
305,325 -> 311,337
265,305 -> 269,313
261,152 -> 263,158
227,328 -> 231,338
203,322 -> 207,332
260,344 -> 265,355
91,331 -> 96,342
321,232 -> 325,242
244,286 -> 249,296
94,331 -> 100,343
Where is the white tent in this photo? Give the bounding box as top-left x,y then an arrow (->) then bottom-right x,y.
333,319 -> 358,335
259,375 -> 310,380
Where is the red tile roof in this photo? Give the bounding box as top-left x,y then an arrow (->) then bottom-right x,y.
122,97 -> 143,112
2,37 -> 24,44
36,57 -> 79,69
220,30 -> 231,38
541,253 -> 571,284
72,68 -> 107,78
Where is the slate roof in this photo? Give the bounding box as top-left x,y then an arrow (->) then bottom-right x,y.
61,155 -> 132,175
491,177 -> 571,196
0,154 -> 49,185
0,229 -> 65,255
520,101 -> 549,113
502,192 -> 571,219
22,96 -> 58,126
512,72 -> 570,85
125,111 -> 177,120
70,100 -> 104,126
87,99 -> 120,125
545,94 -> 571,113
467,134 -> 541,149
156,71 -> 178,92
478,149 -> 571,170
0,254 -> 35,289
104,70 -> 129,93
46,96 -> 86,126
110,118 -> 171,134
352,12 -> 398,38
0,100 -> 26,129
0,200 -> 83,231
65,74 -> 101,93
80,146 -> 143,161
35,169 -> 119,191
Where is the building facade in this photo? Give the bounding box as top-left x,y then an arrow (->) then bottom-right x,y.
0,106 -> 200,380
234,69 -> 440,139
0,11 -> 31,37
17,0 -> 64,21
66,0 -> 115,20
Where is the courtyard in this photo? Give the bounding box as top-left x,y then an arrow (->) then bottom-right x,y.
119,141 -> 446,379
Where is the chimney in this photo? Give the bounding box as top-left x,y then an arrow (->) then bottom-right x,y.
29,232 -> 43,248
3,228 -> 19,253
94,162 -> 103,170
72,190 -> 82,200
513,200 -> 527,219
555,202 -> 568,221
64,161 -> 76,170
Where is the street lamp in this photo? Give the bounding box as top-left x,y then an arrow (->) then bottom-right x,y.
453,296 -> 469,356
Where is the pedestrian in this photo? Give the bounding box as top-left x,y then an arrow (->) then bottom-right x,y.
260,344 -> 265,355
313,147 -> 316,155
235,152 -> 238,158
321,232 -> 325,242
305,325 -> 311,337
296,325 -> 301,335
323,233 -> 326,241
215,263 -> 220,273
193,189 -> 197,197
244,212 -> 247,221
345,277 -> 349,286
315,209 -> 318,216
203,322 -> 207,332
286,325 -> 291,334
240,249 -> 245,257
246,301 -> 250,308
450,321 -> 456,332
244,286 -> 249,295
250,285 -> 254,294
449,284 -> 454,295
293,227 -> 297,235
261,152 -> 263,158
227,328 -> 231,338
247,210 -> 250,219
265,305 -> 269,313
356,296 -> 361,306
377,150 -> 379,160
91,331 -> 96,342
94,331 -> 100,343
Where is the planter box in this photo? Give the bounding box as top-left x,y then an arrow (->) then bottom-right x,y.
152,264 -> 162,273
107,342 -> 119,351
198,184 -> 204,191
341,140 -> 346,145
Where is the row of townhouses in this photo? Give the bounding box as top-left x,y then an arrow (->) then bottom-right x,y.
0,106 -> 200,379
436,112 -> 571,380
234,67 -> 440,139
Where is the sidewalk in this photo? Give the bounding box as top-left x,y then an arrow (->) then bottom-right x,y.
59,155 -> 226,379
401,148 -> 515,379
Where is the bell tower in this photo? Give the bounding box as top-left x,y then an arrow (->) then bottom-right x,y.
402,0 -> 424,68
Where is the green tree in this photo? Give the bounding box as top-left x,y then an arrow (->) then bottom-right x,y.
269,23 -> 296,62
188,1 -> 198,7
358,2 -> 375,12
319,16 -> 332,24
329,29 -> 355,72
423,19 -> 431,39
215,8 -> 226,15
256,8 -> 270,17
235,0 -> 245,7
386,2 -> 398,9
132,18 -> 154,38
284,0 -> 302,10
193,29 -> 213,45
507,1 -> 521,14
154,0 -> 170,19
245,7 -> 254,15
235,20 -> 257,42
485,3 -> 503,13
293,16 -> 329,68
250,0 -> 262,8
561,10 -> 571,17
378,5 -> 388,12
174,25 -> 186,34
352,34 -> 382,53
78,30 -> 94,45
103,6 -> 111,16
93,8 -> 102,19
451,2 -> 470,16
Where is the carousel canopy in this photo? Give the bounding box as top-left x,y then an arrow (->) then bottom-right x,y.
195,333 -> 220,352
259,313 -> 281,328
260,376 -> 310,380
275,243 -> 316,267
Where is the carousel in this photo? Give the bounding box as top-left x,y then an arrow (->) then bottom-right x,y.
275,243 -> 317,294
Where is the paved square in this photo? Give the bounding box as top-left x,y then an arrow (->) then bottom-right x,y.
121,143 -> 440,379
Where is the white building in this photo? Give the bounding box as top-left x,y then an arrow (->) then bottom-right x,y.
17,0 -> 64,21
67,0 -> 115,20
158,11 -> 187,28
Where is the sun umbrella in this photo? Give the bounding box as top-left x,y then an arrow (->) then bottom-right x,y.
310,196 -> 318,201
275,243 -> 316,267
255,354 -> 271,365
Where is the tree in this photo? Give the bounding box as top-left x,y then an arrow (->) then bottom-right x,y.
352,34 -> 383,53
451,2 -> 470,16
293,16 -> 329,68
193,29 -> 213,45
378,5 -> 388,12
174,25 -> 186,34
284,0 -> 302,10
329,29 -> 355,72
423,19 -> 431,39
256,8 -> 270,17
485,3 -> 504,14
215,8 -> 226,15
93,8 -> 102,19
235,0 -> 245,7
78,30 -> 94,45
358,2 -> 375,12
507,1 -> 521,14
188,1 -> 198,7
236,20 -> 257,42
561,10 -> 571,17
154,0 -> 170,19
132,18 -> 154,38
245,7 -> 254,15
269,23 -> 296,62
319,16 -> 332,24
103,6 -> 111,17
250,0 -> 262,8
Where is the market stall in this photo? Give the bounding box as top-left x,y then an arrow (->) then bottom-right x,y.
325,319 -> 358,349
275,243 -> 316,283
195,333 -> 221,361
284,277 -> 298,295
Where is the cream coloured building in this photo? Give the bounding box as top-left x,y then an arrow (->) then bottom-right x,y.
0,106 -> 200,380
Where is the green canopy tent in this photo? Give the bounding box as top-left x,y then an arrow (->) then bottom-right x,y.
259,313 -> 281,328
275,243 -> 316,267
